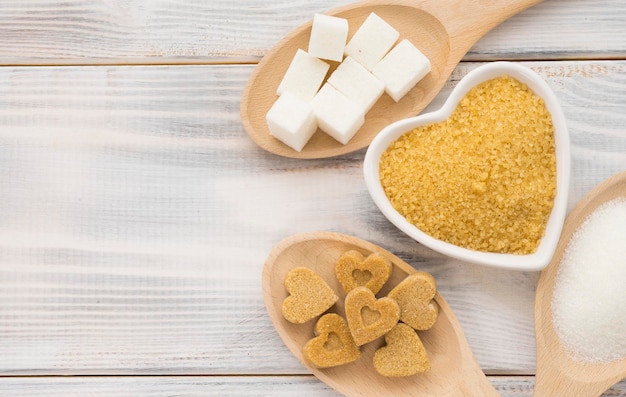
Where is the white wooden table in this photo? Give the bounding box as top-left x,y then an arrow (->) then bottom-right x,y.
0,0 -> 625,395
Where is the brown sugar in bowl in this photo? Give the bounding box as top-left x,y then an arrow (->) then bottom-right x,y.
363,62 -> 570,271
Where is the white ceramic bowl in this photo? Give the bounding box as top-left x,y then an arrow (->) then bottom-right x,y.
363,62 -> 570,271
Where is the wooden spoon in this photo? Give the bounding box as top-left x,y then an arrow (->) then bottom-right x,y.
241,0 -> 543,159
262,231 -> 499,396
534,171 -> 626,397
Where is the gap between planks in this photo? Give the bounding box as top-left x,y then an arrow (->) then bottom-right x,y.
0,55 -> 624,68
0,372 -> 536,378
0,56 -> 262,68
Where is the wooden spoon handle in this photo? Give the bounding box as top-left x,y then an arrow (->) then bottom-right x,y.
457,360 -> 501,397
534,351 -> 623,397
534,370 -> 614,397
417,0 -> 544,54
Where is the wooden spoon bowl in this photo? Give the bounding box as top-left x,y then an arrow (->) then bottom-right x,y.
534,171 -> 626,397
241,0 -> 543,159
262,231 -> 499,397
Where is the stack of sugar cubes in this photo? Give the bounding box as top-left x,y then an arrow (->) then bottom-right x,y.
266,12 -> 431,152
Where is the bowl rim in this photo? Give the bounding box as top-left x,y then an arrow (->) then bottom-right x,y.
363,61 -> 570,271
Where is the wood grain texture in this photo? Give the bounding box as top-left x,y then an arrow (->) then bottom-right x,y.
0,0 -> 624,65
1,1 -> 625,395
0,376 -> 623,396
0,61 -> 624,379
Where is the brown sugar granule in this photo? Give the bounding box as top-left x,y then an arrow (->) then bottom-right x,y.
345,286 -> 400,346
387,272 -> 438,331
373,322 -> 430,377
303,313 -> 361,368
335,250 -> 392,294
282,267 -> 338,324
379,75 -> 557,254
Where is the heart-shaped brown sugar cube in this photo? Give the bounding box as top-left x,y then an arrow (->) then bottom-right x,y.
303,313 -> 361,368
373,322 -> 430,377
387,272 -> 438,331
282,267 -> 338,324
335,250 -> 392,294
345,286 -> 400,346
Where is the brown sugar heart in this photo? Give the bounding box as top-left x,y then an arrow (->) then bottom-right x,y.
345,286 -> 400,346
282,267 -> 338,324
303,313 -> 361,368
387,271 -> 438,331
335,250 -> 392,294
373,322 -> 430,377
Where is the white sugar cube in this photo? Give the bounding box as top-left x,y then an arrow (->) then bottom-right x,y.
277,49 -> 329,101
344,12 -> 399,71
312,84 -> 365,145
327,56 -> 384,113
266,93 -> 318,152
372,39 -> 431,102
308,14 -> 349,62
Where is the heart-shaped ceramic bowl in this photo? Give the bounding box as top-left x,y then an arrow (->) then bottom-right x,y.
363,62 -> 570,271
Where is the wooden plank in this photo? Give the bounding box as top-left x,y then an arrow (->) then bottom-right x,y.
0,0 -> 624,65
0,61 -> 624,376
0,376 -> 623,396
469,0 -> 626,61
